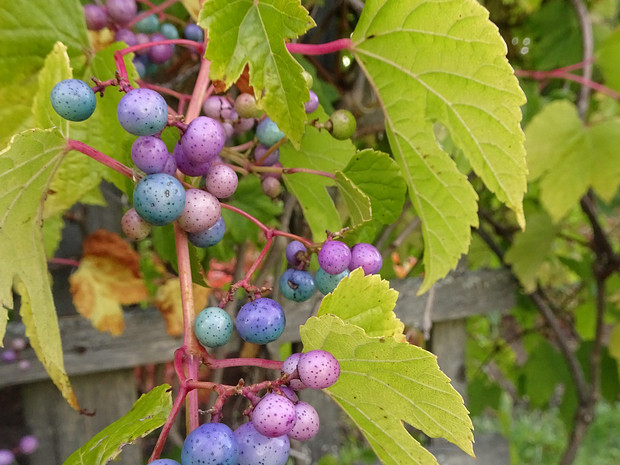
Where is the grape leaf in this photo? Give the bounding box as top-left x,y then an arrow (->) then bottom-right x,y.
525,100 -> 620,221
198,0 -> 315,145
280,126 -> 356,240
301,315 -> 474,465
63,384 -> 173,465
504,207 -> 559,292
334,171 -> 372,228
0,0 -> 89,148
598,27 -> 620,93
318,268 -> 405,341
0,128 -> 78,409
351,0 -> 527,293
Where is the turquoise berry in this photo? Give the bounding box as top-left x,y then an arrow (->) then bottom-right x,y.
256,117 -> 285,147
50,79 -> 96,122
132,173 -> 186,226
194,307 -> 233,348
160,22 -> 179,40
134,14 -> 159,34
315,267 -> 349,295
279,269 -> 315,302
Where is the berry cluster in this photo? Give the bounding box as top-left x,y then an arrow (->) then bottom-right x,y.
0,435 -> 39,465
280,239 -> 383,301
1,337 -> 30,372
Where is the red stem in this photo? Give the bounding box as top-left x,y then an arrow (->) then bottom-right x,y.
286,38 -> 352,55
47,257 -> 80,268
186,57 -> 211,122
66,140 -> 135,180
516,68 -> 620,100
129,0 -> 180,27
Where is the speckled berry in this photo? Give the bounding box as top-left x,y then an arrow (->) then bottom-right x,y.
253,144 -> 280,166
188,216 -> 226,248
304,90 -> 319,113
285,241 -> 306,267
234,422 -> 290,465
205,164 -> 238,198
117,88 -> 168,136
236,298 -> 285,345
50,79 -> 96,122
318,240 -> 351,275
176,188 -> 221,233
256,117 -> 285,147
161,155 -> 178,176
203,95 -> 235,120
132,173 -> 186,226
121,208 -> 152,240
297,350 -> 340,389
280,386 -> 298,403
349,242 -> 383,275
194,306 -> 233,348
315,267 -> 349,295
174,142 -> 211,177
149,460 -> 180,465
131,136 -> 170,174
287,401 -> 320,441
181,116 -> 226,164
181,423 -> 238,465
281,353 -> 301,377
251,393 -> 297,438
279,269 -> 315,302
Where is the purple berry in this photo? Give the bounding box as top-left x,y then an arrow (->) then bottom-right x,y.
18,435 -> 39,455
315,268 -> 349,295
106,0 -> 137,26
287,401 -> 320,441
297,350 -> 340,389
148,33 -> 174,64
173,142 -> 211,177
203,95 -> 235,120
0,450 -> 14,465
117,88 -> 168,136
234,422 -> 290,465
318,240 -> 351,275
115,28 -> 137,46
177,188 -> 221,234
1,349 -> 16,363
131,136 -> 169,174
349,243 -> 383,275
133,173 -> 186,226
121,208 -> 151,240
233,117 -> 255,135
188,216 -> 226,248
161,155 -> 178,176
285,241 -> 306,267
304,90 -> 319,113
281,353 -> 301,377
150,460 -> 180,465
279,386 -> 298,403
84,4 -> 108,30
253,144 -> 279,166
205,164 -> 238,199
181,116 -> 226,165
181,423 -> 238,465
134,32 -> 151,54
184,23 -> 204,42
236,298 -> 285,345
251,393 -> 297,438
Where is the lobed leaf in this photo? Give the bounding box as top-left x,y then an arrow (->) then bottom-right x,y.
351,0 -> 527,293
63,384 -> 173,465
199,0 -> 315,146
334,171 -> 372,229
301,315 -> 474,465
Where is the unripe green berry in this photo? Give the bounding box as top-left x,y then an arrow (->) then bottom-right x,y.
328,109 -> 356,140
235,93 -> 260,118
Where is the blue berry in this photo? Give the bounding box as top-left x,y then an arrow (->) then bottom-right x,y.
318,240 -> 351,275
181,423 -> 238,465
184,23 -> 204,42
194,307 -> 233,348
279,269 -> 315,302
236,298 -> 285,345
234,422 -> 290,465
117,88 -> 168,136
256,118 -> 285,147
187,216 -> 226,248
50,79 -> 96,122
150,460 -> 180,465
132,173 -> 186,226
315,267 -> 349,295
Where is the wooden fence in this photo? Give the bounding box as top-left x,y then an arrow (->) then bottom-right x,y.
0,268 -> 515,465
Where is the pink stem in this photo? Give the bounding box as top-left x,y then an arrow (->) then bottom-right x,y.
148,384 -> 188,462
47,257 -> 80,267
186,57 -> 212,122
139,81 -> 193,102
286,38 -> 352,55
66,140 -> 135,180
516,69 -> 620,100
129,0 -> 180,27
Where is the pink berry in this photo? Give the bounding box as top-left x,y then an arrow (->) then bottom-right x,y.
349,243 -> 383,275
0,450 -> 14,465
281,352 -> 301,377
121,208 -> 152,241
318,241 -> 351,275
287,401 -> 319,441
297,350 -> 340,389
176,189 -> 221,234
251,393 -> 297,438
19,435 -> 39,455
261,177 -> 281,198
205,164 -> 238,199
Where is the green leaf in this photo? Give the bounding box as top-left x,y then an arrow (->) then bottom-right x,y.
598,27 -> 620,93
525,100 -> 620,220
42,214 -> 65,258
280,126 -> 356,240
0,128 -> 78,409
318,268 -> 404,341
504,207 -> 559,292
334,171 -> 372,229
63,384 -> 173,465
351,0 -> 527,293
522,338 -> 570,407
301,315 -> 474,464
199,0 -> 315,146
0,0 -> 89,148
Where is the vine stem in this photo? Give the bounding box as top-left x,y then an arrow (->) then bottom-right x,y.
286,38 -> 352,55
65,140 -> 136,179
186,57 -> 211,122
128,0 -> 180,27
515,69 -> 620,100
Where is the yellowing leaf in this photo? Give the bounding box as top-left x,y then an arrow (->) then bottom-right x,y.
70,231 -> 148,335
318,268 -> 405,342
154,278 -> 210,336
301,315 -> 474,465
